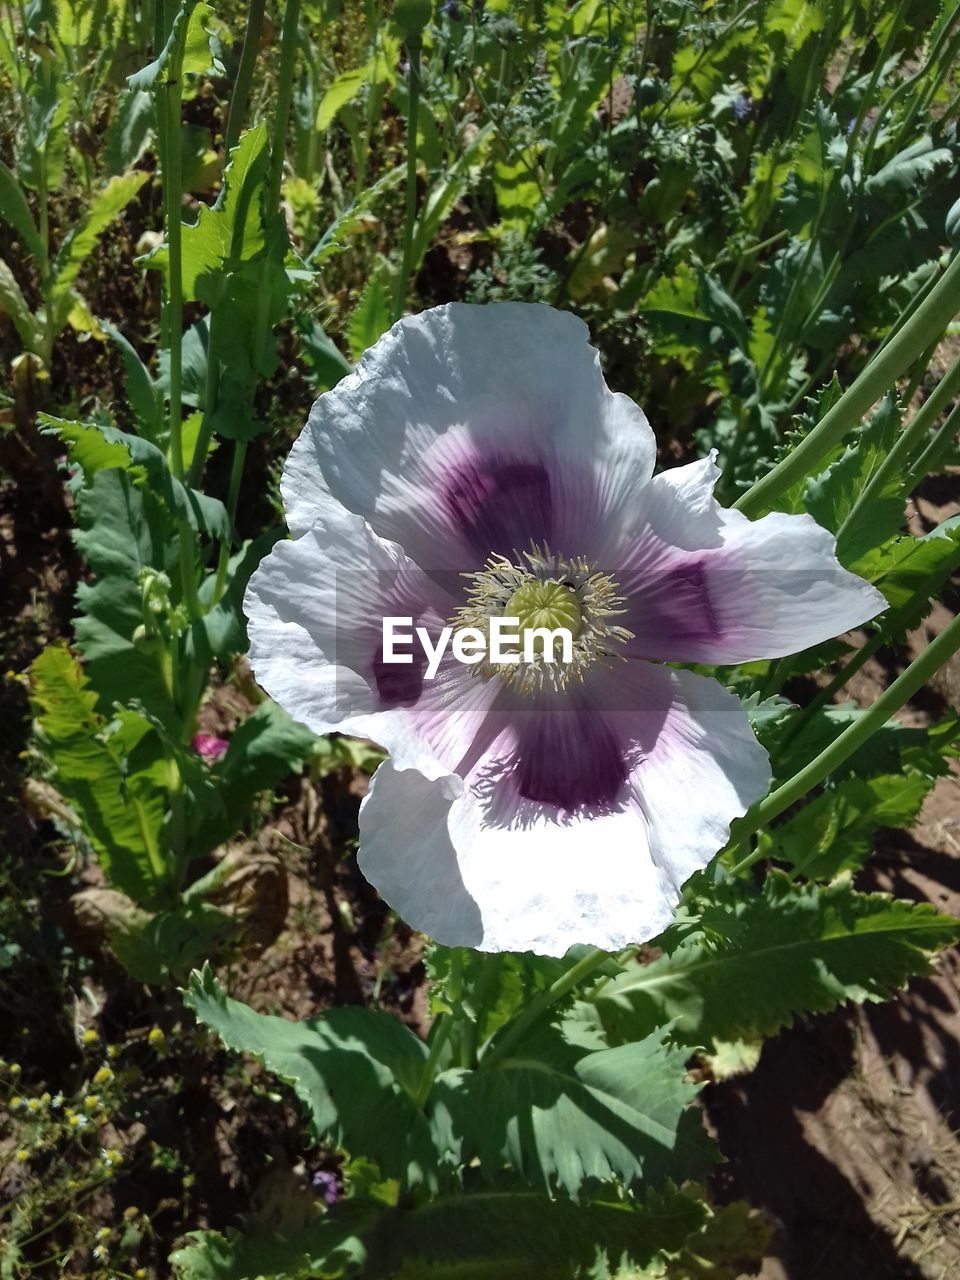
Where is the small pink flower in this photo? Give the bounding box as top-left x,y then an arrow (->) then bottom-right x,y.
193,733 -> 229,763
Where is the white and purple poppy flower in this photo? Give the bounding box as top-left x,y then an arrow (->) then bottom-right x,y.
244,302 -> 885,956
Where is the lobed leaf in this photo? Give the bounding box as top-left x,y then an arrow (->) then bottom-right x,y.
589,874 -> 960,1051
184,966 -> 441,1188
30,647 -> 170,908
432,1025 -> 715,1198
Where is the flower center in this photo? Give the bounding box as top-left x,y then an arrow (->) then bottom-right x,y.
453,543 -> 633,695
503,579 -> 583,643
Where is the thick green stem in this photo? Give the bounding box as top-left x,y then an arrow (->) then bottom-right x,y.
735,251 -> 960,518
479,948 -> 611,1071
395,35 -> 422,320
733,611 -> 960,861
223,0 -> 266,154
161,83 -> 185,479
268,0 -> 301,209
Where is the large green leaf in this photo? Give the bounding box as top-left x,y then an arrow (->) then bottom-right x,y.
431,1025 -> 715,1198
143,124 -> 270,306
101,320 -> 163,439
42,415 -> 229,537
71,468 -> 176,720
184,966 -> 442,1188
864,136 -> 954,203
104,87 -> 155,176
382,1183 -> 707,1280
0,257 -> 41,351
30,647 -> 170,908
345,268 -> 392,362
861,514 -> 960,622
589,874 -> 960,1051
170,1183 -> 708,1280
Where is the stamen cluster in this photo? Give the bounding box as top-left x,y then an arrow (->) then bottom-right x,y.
453,542 -> 633,694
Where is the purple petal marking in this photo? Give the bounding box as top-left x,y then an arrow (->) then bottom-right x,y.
444,454 -> 553,558
624,552 -> 726,658
513,708 -> 626,809
371,642 -> 427,707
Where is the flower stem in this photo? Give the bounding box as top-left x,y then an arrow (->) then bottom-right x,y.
161,74 -> 185,480
395,35 -> 422,321
735,251 -> 960,519
223,0 -> 265,154
479,947 -> 611,1071
733,610 -> 960,865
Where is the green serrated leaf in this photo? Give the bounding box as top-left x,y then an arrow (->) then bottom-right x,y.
185,966 -> 441,1188
104,87 -> 155,176
70,469 -> 176,722
101,320 -> 162,439
385,1183 -> 708,1280
170,1201 -> 376,1280
144,124 -> 270,306
42,415 -> 229,538
30,647 -> 170,908
863,514 -> 960,622
590,874 -> 960,1051
763,772 -> 935,879
432,1025 -> 715,1198
0,257 -> 41,352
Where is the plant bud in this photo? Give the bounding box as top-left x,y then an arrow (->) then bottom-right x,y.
394,0 -> 431,36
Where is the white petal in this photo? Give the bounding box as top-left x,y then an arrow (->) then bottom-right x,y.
616,457 -> 887,663
243,508 -> 500,781
281,302 -> 657,569
357,664 -> 770,955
